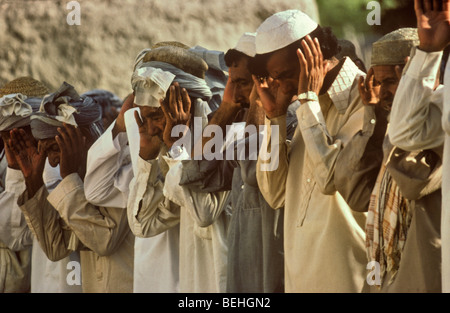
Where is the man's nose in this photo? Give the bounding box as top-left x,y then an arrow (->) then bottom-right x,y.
147,119 -> 166,135
233,85 -> 244,103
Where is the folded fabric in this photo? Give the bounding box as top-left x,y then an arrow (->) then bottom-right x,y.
131,67 -> 175,107
31,82 -> 103,140
136,61 -> 213,102
0,93 -> 42,131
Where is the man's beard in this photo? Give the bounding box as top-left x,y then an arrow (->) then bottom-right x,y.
380,98 -> 393,111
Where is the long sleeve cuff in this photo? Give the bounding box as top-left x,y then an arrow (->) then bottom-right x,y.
47,173 -> 83,210
93,121 -> 128,158
5,168 -> 25,192
18,185 -> 48,240
297,100 -> 327,130
406,47 -> 443,79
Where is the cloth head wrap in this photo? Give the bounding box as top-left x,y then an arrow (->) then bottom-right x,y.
0,94 -> 42,131
30,82 -> 103,140
131,66 -> 176,107
131,44 -> 213,107
188,45 -> 229,112
371,28 -> 419,66
133,61 -> 213,104
81,89 -> 122,109
81,89 -> 123,118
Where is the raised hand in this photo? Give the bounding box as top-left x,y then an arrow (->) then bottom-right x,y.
134,110 -> 162,160
415,0 -> 450,52
160,82 -> 192,149
112,93 -> 135,138
1,132 -> 22,170
297,35 -> 329,100
252,75 -> 291,119
55,123 -> 87,179
8,128 -> 46,197
358,68 -> 381,107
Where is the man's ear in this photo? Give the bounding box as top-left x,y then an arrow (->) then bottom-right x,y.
395,62 -> 407,81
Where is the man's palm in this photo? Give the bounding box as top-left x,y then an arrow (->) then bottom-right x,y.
417,0 -> 450,51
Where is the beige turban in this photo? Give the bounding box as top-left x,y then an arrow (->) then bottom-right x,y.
371,28 -> 419,66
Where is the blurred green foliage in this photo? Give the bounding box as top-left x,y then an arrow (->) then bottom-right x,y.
316,0 -> 414,38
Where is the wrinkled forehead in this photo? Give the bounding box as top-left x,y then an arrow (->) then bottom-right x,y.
138,105 -> 164,118
229,57 -> 252,80
372,65 -> 399,81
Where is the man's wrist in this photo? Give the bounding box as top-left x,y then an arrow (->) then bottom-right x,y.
25,175 -> 44,199
111,120 -> 125,139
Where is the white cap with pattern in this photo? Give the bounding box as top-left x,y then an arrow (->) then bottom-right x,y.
255,9 -> 318,55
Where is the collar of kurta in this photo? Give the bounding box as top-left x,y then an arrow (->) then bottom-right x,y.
326,57 -> 363,114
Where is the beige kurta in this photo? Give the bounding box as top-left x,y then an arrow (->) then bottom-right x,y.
1,162 -> 81,293
19,173 -> 134,293
0,241 -> 31,293
256,58 -> 368,292
0,167 -> 32,293
364,139 -> 442,293
385,47 -> 444,292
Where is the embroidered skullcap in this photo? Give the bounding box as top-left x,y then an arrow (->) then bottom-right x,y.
371,28 -> 419,66
131,67 -> 175,107
0,77 -> 49,98
152,41 -> 191,50
142,46 -> 208,79
255,9 -> 318,55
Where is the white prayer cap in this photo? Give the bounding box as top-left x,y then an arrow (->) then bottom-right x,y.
255,9 -> 318,55
234,32 -> 257,57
